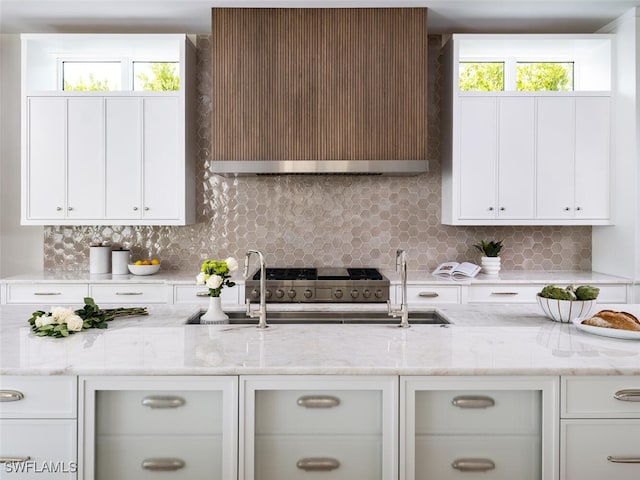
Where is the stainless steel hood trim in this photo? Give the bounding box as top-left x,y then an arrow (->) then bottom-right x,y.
211,160 -> 429,176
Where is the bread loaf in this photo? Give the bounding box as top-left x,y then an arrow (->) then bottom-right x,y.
582,310 -> 640,332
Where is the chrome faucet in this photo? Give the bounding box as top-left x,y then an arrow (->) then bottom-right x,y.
244,249 -> 268,329
387,248 -> 409,328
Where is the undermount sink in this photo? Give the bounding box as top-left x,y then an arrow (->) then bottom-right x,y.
185,310 -> 450,325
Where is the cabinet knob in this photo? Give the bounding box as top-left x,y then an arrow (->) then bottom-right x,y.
488,207 -> 494,211
296,458 -> 340,472
133,206 -> 138,211
56,206 -> 62,211
141,458 -> 185,471
576,206 -> 582,211
141,395 -> 186,408
0,390 -> 25,402
500,207 -> 505,211
452,395 -> 495,408
452,458 -> 496,472
67,206 -> 73,211
297,395 -> 340,408
144,206 -> 150,211
564,207 -> 571,211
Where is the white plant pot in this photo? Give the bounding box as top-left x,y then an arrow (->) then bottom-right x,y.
200,296 -> 229,324
481,256 -> 501,275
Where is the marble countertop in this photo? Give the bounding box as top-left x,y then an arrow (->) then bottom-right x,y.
2,303 -> 639,376
0,270 -> 630,285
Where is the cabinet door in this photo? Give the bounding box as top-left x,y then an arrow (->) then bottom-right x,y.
458,97 -> 497,219
105,97 -> 141,220
497,97 -> 535,219
574,97 -> 610,220
25,97 -> 66,220
536,97 -> 575,219
67,97 -> 104,219
142,97 -> 180,220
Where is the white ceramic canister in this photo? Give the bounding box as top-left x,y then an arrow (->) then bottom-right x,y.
111,249 -> 131,275
89,244 -> 112,274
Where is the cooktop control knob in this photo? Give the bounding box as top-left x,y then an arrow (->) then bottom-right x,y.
265,290 -> 273,299
288,289 -> 297,299
275,289 -> 285,298
350,289 -> 359,299
362,289 -> 371,298
304,289 -> 313,299
375,289 -> 384,299
334,289 -> 343,299
251,289 -> 260,300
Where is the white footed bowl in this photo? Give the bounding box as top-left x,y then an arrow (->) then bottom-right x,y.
128,264 -> 161,275
536,294 -> 597,323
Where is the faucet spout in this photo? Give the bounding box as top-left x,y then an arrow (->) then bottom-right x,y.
388,248 -> 409,328
244,249 -> 268,329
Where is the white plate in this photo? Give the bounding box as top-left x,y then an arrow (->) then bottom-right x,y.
572,316 -> 640,340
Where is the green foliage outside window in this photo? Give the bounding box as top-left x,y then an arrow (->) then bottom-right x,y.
135,63 -> 180,91
459,62 -> 504,92
516,62 -> 573,91
63,74 -> 112,91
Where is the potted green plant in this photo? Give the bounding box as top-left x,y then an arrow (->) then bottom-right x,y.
473,240 -> 503,275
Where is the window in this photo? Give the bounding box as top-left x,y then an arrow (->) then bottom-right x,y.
516,62 -> 574,91
62,61 -> 121,91
459,62 -> 504,92
133,62 -> 180,91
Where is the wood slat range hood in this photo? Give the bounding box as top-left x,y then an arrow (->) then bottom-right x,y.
210,7 -> 428,176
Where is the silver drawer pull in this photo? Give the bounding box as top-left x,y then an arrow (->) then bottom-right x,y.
116,292 -> 143,296
614,390 -> 640,402
0,390 -> 25,402
607,456 -> 640,464
33,292 -> 62,296
452,458 -> 496,472
490,292 -> 519,296
296,458 -> 340,472
141,458 -> 185,471
196,291 -> 210,297
452,395 -> 495,409
297,395 -> 340,408
141,395 -> 186,409
0,457 -> 31,464
418,292 -> 440,298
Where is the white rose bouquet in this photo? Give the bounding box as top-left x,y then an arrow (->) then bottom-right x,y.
28,297 -> 147,338
196,257 -> 238,297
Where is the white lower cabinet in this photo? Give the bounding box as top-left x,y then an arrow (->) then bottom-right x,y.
240,375 -> 398,480
0,376 -> 77,479
561,376 -> 640,480
79,376 -> 238,480
401,376 -> 559,480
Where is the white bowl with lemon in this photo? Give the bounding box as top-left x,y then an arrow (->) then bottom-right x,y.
128,259 -> 161,275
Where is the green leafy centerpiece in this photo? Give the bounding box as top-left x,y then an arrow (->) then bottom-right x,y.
28,297 -> 148,337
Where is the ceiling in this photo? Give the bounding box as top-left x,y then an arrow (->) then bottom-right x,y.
1,0 -> 640,34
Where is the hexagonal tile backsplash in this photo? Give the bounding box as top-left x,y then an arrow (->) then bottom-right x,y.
43,35 -> 591,273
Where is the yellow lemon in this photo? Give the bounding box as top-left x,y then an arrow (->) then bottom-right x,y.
134,260 -> 143,266
151,258 -> 160,265
142,259 -> 151,265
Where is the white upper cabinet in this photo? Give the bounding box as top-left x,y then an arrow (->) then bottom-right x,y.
21,34 -> 196,226
441,34 -> 613,226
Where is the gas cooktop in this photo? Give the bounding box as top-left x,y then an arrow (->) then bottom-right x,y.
245,267 -> 389,303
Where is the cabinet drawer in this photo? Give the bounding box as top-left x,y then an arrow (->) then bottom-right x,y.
399,285 -> 461,305
96,435 -> 221,480
89,284 -> 169,304
562,420 -> 640,480
96,390 -> 223,435
0,419 -> 76,479
0,376 -> 76,419
467,284 -> 541,303
5,284 -> 89,304
415,435 -> 540,480
173,284 -> 240,305
254,435 -> 381,480
255,390 -> 381,435
563,376 -> 640,418
415,390 -> 540,435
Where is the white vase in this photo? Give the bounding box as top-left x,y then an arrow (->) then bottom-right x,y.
200,296 -> 229,324
481,256 -> 501,275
